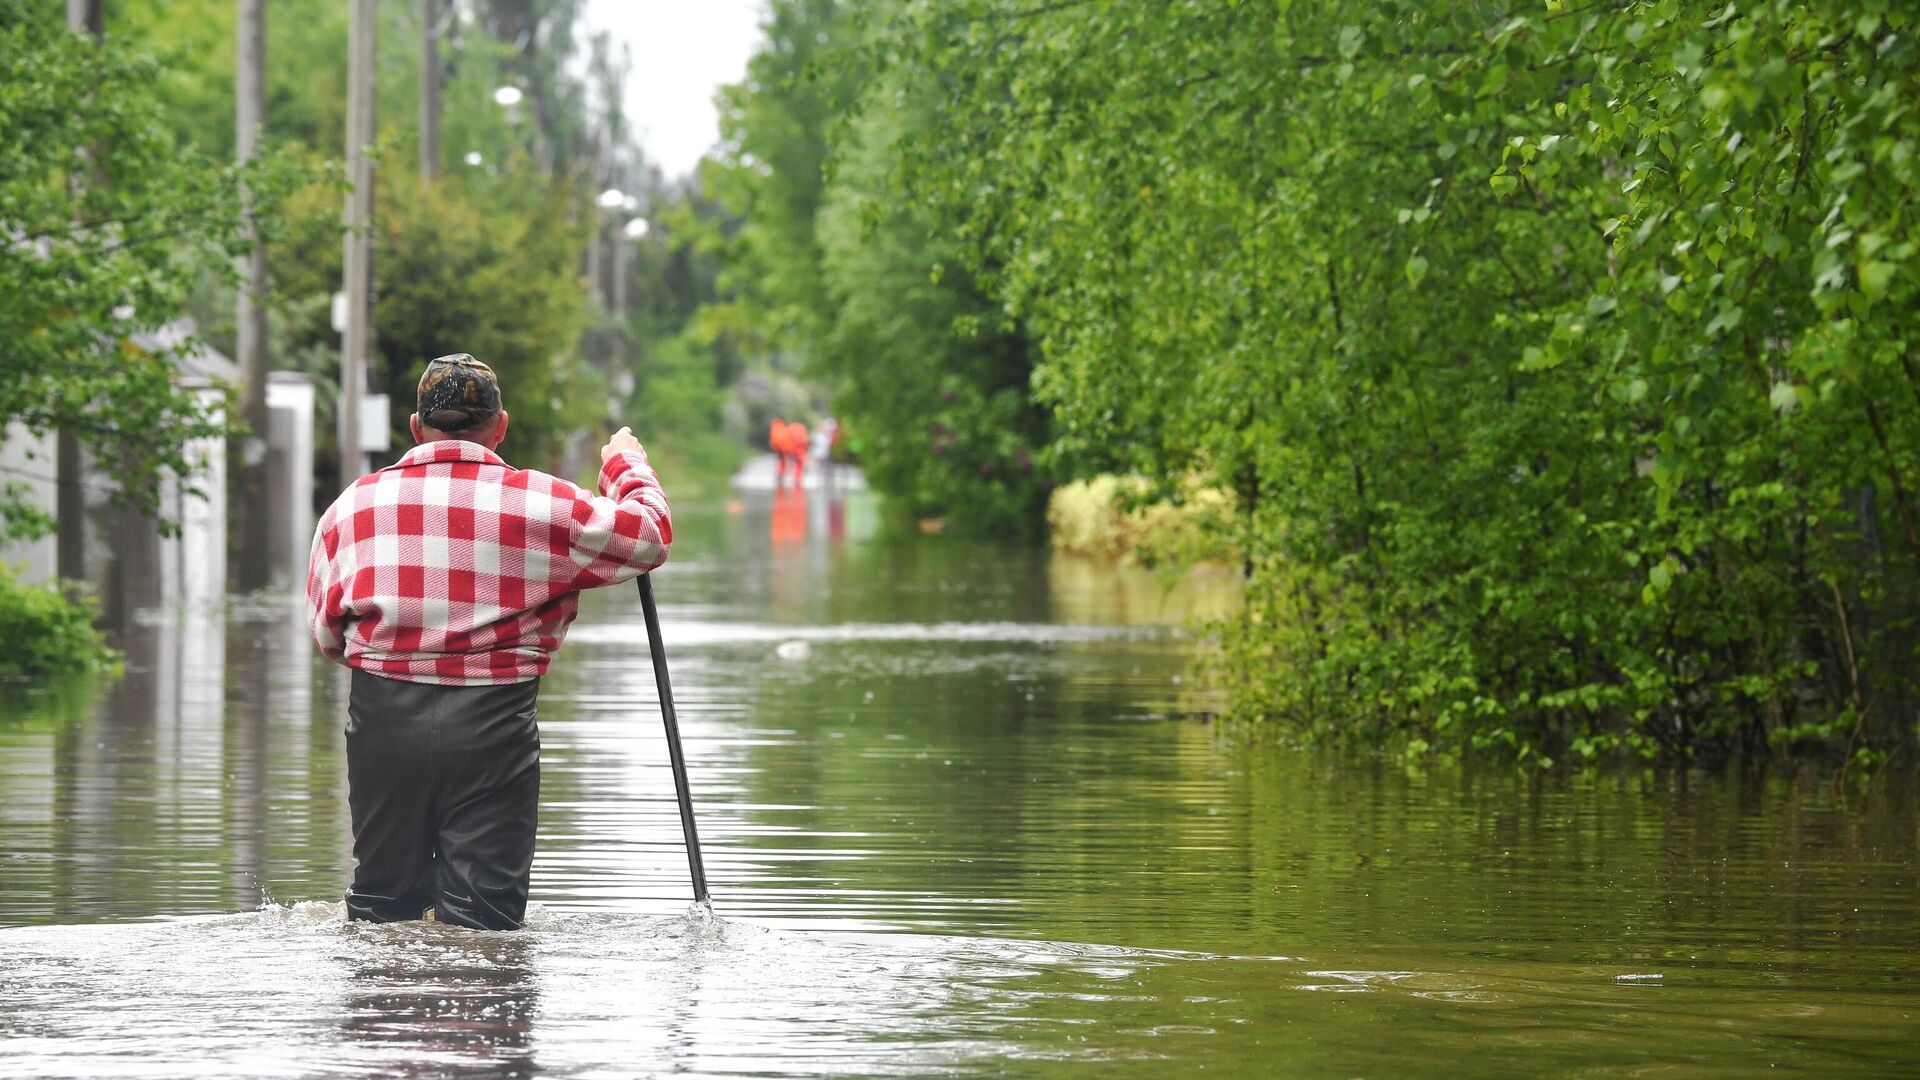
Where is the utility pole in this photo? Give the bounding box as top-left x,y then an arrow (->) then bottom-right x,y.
419,0 -> 440,180
58,0 -> 103,582
233,0 -> 271,590
585,212 -> 603,309
339,0 -> 375,490
585,134 -> 608,309
612,212 -> 629,322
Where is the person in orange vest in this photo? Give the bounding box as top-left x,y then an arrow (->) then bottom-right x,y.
769,417 -> 791,486
785,419 -> 811,487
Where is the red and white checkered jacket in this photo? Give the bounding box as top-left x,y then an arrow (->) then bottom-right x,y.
305,440 -> 671,685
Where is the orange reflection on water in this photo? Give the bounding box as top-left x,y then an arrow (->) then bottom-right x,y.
771,486 -> 807,552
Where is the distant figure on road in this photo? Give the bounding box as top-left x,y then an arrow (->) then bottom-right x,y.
785,419 -> 811,487
769,416 -> 796,486
809,418 -> 835,468
768,413 -> 806,486
769,417 -> 811,487
809,417 -> 838,490
305,353 -> 672,930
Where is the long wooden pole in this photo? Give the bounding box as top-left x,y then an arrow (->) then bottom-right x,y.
638,574 -> 709,904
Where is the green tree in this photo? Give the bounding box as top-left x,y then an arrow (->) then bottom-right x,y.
706,0 -> 860,355
116,0 -> 348,158
371,174 -> 595,471
613,184 -> 746,485
0,2 -> 305,673
0,1 -> 290,537
815,74 -> 1050,531
117,0 -> 748,486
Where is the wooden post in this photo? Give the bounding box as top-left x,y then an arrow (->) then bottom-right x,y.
339,0 -> 376,489
233,0 -> 272,589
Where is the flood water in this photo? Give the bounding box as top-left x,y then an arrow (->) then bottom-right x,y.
3,488 -> 1917,1077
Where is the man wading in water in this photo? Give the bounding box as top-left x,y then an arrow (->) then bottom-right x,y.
306,354 -> 672,930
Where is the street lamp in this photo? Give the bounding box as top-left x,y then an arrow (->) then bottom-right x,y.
624,218 -> 650,240
492,85 -> 523,107
596,187 -> 627,210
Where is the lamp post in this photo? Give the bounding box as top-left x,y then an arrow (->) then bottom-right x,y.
589,187 -> 625,312
614,203 -> 648,322
599,194 -> 650,421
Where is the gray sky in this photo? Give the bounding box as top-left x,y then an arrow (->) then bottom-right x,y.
580,0 -> 767,179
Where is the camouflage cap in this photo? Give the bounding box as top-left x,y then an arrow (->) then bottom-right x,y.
416,353 -> 502,433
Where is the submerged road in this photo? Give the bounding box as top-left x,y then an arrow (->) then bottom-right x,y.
0,490 -> 1915,1077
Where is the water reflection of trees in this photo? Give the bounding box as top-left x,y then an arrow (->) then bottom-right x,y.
0,595 -> 342,923
1046,551 -> 1242,626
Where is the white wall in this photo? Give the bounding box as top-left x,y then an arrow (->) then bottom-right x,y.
266,373 -> 316,585
157,384 -> 227,608
0,423 -> 59,584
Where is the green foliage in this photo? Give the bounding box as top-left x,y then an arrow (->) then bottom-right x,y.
816,76 -> 1052,532
116,0 -> 348,156
876,0 -> 1920,762
372,175 -> 595,471
705,0 -> 862,356
267,166 -> 607,475
111,0 -> 743,487
0,566 -> 115,679
627,331 -> 739,488
0,1 -> 301,537
1048,476 -> 1237,569
611,186 -> 751,489
122,0 -> 606,180
7,0 -> 746,620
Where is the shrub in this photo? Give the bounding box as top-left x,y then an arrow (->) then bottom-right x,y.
1048,475 -> 1239,569
0,567 -> 116,680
